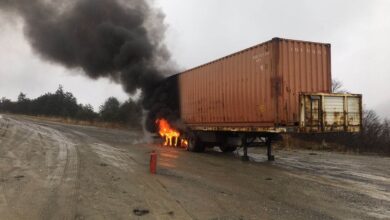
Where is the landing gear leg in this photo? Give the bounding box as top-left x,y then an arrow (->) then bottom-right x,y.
241,136 -> 249,161
266,136 -> 275,161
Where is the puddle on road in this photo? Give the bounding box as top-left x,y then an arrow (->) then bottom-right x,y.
341,171 -> 390,183
367,208 -> 390,219
246,150 -> 390,205
158,151 -> 181,169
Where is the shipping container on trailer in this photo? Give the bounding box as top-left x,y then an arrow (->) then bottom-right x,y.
300,93 -> 362,133
172,38 -> 362,160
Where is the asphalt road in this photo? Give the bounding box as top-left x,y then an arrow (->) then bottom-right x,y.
0,114 -> 389,220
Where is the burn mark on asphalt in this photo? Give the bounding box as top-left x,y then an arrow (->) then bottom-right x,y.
133,208 -> 150,216
14,175 -> 25,180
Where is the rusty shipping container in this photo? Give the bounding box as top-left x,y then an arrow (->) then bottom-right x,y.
177,38 -> 362,133
300,93 -> 362,133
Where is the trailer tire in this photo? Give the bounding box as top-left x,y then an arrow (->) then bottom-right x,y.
187,136 -> 205,152
219,146 -> 237,153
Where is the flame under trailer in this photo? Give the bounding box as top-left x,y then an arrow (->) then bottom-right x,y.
167,38 -> 362,161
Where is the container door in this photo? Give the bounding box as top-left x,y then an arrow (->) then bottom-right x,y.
323,96 -> 345,132
304,95 -> 321,132
300,93 -> 362,133
346,97 -> 362,132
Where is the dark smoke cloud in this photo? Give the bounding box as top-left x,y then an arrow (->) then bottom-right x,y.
0,0 -> 179,132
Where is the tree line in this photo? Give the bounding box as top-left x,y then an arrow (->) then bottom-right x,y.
0,85 -> 142,128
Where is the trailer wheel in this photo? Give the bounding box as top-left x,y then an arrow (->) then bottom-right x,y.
187,136 -> 205,152
219,146 -> 237,153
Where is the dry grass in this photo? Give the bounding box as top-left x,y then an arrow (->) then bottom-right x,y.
280,134 -> 343,151
5,113 -> 132,130
278,134 -> 381,155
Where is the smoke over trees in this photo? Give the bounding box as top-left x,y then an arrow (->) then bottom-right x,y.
0,0 -> 178,131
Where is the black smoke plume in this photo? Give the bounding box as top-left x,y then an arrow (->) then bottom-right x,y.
0,0 -> 179,132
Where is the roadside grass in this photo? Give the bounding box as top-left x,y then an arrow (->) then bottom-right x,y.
1,113 -> 135,130
278,134 -> 389,156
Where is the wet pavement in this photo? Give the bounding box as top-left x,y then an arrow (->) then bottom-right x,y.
0,114 -> 389,219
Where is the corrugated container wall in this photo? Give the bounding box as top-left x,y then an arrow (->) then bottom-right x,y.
179,38 -> 332,128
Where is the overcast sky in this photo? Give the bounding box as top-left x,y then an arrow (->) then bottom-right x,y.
1,0 -> 389,118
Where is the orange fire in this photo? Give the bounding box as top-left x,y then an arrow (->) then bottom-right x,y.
181,139 -> 188,148
155,118 -> 180,147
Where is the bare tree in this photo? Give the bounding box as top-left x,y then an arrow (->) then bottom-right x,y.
332,79 -> 348,93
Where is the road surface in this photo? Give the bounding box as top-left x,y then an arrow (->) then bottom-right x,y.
0,114 -> 389,219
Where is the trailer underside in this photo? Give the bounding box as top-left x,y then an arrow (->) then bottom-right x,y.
185,130 -> 278,161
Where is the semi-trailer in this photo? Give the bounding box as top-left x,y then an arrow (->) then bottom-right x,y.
165,38 -> 362,160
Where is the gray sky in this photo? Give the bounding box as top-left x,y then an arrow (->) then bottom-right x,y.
1,0 -> 389,118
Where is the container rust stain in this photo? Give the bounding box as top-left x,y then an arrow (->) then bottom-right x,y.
300,93 -> 362,133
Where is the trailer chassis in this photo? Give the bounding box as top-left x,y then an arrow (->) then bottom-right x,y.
240,133 -> 276,161
187,130 -> 277,161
